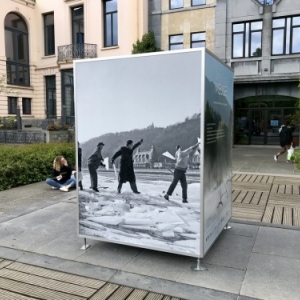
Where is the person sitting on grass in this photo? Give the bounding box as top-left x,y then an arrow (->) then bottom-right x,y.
46,156 -> 76,192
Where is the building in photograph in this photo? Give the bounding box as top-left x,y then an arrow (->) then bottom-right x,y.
215,0 -> 300,145
0,0 -> 148,127
133,146 -> 158,169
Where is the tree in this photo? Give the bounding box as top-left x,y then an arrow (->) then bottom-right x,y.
252,47 -> 262,57
285,77 -> 300,131
132,31 -> 161,54
0,74 -> 21,96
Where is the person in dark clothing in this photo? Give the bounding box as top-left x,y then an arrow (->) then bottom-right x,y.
78,142 -> 83,190
88,142 -> 105,192
46,156 -> 76,192
274,122 -> 293,162
111,139 -> 143,194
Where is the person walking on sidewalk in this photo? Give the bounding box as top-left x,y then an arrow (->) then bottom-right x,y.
164,142 -> 200,203
111,139 -> 143,194
274,121 -> 293,163
88,142 -> 105,192
46,156 -> 76,192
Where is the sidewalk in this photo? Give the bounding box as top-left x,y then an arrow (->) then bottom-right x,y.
0,146 -> 299,300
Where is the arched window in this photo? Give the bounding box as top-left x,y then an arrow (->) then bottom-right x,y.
5,13 -> 30,86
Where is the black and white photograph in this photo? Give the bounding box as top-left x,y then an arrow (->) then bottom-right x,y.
74,50 -> 203,256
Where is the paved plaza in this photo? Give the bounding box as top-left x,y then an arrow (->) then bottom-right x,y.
0,145 -> 299,299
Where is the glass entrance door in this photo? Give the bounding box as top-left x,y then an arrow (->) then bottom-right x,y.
249,110 -> 264,145
267,109 -> 282,145
235,109 -> 282,145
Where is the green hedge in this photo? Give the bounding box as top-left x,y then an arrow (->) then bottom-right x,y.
0,143 -> 75,191
295,149 -> 300,169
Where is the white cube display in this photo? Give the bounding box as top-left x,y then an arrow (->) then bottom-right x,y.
74,48 -> 233,258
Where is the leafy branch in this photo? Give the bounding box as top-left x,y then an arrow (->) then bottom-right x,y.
0,74 -> 21,96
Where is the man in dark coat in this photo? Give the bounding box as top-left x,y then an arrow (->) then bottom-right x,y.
111,139 -> 143,194
88,142 -> 105,192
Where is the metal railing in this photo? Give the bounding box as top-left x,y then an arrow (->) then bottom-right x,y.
21,0 -> 35,4
0,131 -> 45,144
58,43 -> 97,61
22,116 -> 75,129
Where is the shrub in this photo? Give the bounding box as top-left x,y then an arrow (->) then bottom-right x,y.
294,149 -> 300,169
46,123 -> 69,131
0,143 -> 75,191
0,117 -> 17,130
132,31 -> 161,54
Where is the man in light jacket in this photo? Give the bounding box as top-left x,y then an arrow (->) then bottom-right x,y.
164,141 -> 199,203
88,142 -> 105,192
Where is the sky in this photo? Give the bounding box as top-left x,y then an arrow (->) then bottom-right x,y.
75,50 -> 203,143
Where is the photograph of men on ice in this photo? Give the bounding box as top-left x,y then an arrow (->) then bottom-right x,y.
87,142 -> 105,192
112,139 -> 143,194
75,51 -> 202,256
164,141 -> 200,203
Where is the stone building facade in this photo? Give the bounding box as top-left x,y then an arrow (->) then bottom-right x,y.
149,0 -> 216,52
149,0 -> 300,145
0,0 -> 148,124
215,0 -> 300,145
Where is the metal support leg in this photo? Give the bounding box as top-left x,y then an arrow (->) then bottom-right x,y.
191,258 -> 207,271
224,223 -> 232,230
80,238 -> 90,250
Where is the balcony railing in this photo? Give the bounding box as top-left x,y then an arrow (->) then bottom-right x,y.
57,43 -> 97,62
23,0 -> 36,4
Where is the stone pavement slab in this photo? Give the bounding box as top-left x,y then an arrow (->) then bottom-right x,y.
240,253 -> 300,300
177,263 -> 245,295
122,249 -> 192,281
232,146 -> 300,176
252,226 -> 300,259
76,242 -> 144,270
202,229 -> 256,270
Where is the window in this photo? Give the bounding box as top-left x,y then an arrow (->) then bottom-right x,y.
169,34 -> 183,50
232,21 -> 262,58
8,97 -> 17,114
61,70 -> 74,118
44,13 -> 55,56
192,0 -> 206,6
104,0 -> 118,47
22,98 -> 31,115
46,76 -> 56,117
272,16 -> 300,55
191,32 -> 206,48
170,0 -> 183,9
72,6 -> 84,44
5,13 -> 30,86
257,0 -> 274,4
